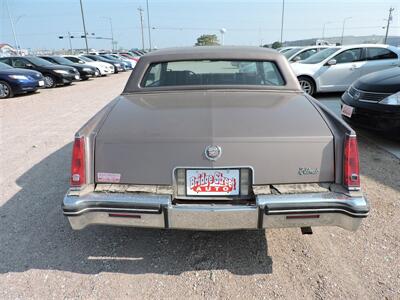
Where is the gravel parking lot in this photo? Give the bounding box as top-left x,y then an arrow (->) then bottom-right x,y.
0,73 -> 399,299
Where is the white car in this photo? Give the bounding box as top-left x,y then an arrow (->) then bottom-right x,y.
283,45 -> 330,63
290,44 -> 400,95
277,46 -> 300,54
62,55 -> 115,76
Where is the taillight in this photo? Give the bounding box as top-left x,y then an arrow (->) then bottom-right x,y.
343,135 -> 360,189
70,136 -> 86,187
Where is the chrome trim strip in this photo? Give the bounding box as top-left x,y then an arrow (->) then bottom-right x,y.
267,208 -> 367,217
358,99 -> 382,103
64,207 -> 161,216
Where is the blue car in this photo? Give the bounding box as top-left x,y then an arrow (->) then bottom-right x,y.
0,62 -> 44,99
100,54 -> 132,70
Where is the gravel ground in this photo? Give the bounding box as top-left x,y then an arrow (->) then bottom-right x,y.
0,73 -> 399,299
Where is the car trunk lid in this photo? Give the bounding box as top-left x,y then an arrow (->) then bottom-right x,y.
94,91 -> 334,185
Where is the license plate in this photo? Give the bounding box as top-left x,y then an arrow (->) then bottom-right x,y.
75,75 -> 80,80
186,169 -> 240,196
341,104 -> 354,118
38,80 -> 44,86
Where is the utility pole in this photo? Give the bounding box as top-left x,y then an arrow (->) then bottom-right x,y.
101,17 -> 115,51
146,0 -> 152,50
384,7 -> 394,44
5,0 -> 19,55
280,0 -> 285,44
340,17 -> 352,45
322,22 -> 333,40
79,0 -> 89,53
108,18 -> 115,51
110,19 -> 115,51
138,7 -> 145,51
67,31 -> 73,54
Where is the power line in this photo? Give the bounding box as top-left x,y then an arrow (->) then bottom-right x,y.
3,24 -> 399,39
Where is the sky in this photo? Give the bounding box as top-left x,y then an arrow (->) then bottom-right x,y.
0,0 -> 399,50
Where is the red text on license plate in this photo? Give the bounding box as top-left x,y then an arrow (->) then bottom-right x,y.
186,169 -> 240,196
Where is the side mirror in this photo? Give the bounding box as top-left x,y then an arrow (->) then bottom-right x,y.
327,59 -> 337,66
79,60 -> 85,64
25,63 -> 33,68
292,56 -> 302,62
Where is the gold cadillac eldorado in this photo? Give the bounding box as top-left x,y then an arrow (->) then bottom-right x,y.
63,46 -> 368,233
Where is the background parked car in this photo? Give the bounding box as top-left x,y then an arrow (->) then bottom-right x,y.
107,54 -> 137,68
277,47 -> 299,53
63,55 -> 114,76
341,67 -> 400,135
99,54 -> 132,70
0,56 -> 80,88
81,54 -> 124,73
0,62 -> 44,99
40,55 -> 99,80
39,55 -> 98,80
118,51 -> 141,61
291,44 -> 400,95
131,50 -> 145,56
283,46 -> 329,63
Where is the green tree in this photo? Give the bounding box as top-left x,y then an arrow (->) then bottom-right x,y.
271,41 -> 282,49
195,34 -> 220,46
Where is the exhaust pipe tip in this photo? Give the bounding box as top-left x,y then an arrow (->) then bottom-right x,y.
301,226 -> 313,235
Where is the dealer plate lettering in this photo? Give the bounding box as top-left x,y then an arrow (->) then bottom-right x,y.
186,169 -> 240,196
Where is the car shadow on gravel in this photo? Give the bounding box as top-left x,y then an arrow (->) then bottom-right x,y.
0,144 -> 272,276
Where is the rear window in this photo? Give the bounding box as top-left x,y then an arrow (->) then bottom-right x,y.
283,48 -> 303,59
366,48 -> 398,60
141,60 -> 285,87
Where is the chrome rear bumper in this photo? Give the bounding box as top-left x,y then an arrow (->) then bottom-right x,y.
63,191 -> 369,231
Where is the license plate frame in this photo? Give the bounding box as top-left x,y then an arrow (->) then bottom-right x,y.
341,104 -> 354,118
185,168 -> 241,196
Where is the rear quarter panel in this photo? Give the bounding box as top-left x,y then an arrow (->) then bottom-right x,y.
305,94 -> 356,185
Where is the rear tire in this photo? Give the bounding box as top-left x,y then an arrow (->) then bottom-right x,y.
0,81 -> 13,99
298,76 -> 315,96
43,74 -> 57,88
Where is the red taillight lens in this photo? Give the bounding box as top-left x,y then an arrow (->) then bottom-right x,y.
343,135 -> 360,189
70,136 -> 86,187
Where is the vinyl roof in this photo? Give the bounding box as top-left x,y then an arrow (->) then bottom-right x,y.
143,46 -> 280,60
